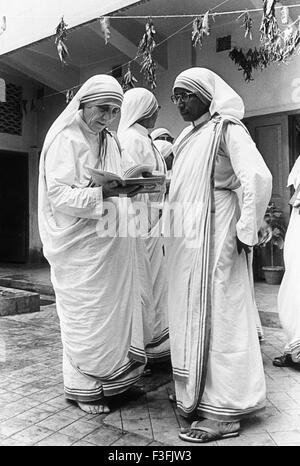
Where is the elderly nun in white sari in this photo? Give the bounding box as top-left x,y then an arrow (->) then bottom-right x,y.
274,155 -> 300,369
167,68 -> 272,443
117,88 -> 170,364
38,75 -> 148,415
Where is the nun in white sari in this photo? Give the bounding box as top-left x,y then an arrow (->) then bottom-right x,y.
118,88 -> 170,363
167,68 -> 272,442
38,75 -> 147,415
274,156 -> 300,368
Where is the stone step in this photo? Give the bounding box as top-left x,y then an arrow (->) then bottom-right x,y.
0,276 -> 54,297
0,286 -> 40,316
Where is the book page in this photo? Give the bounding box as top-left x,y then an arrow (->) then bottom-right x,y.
88,168 -> 123,187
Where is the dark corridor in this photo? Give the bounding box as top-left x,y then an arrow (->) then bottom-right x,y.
0,150 -> 29,262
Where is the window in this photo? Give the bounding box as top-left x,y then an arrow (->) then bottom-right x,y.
0,83 -> 23,135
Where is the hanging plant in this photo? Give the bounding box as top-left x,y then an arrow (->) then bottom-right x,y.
122,63 -> 138,91
238,10 -> 253,40
138,18 -> 157,89
66,88 -> 75,103
0,16 -> 6,35
279,27 -> 300,63
229,47 -> 256,82
55,17 -> 70,65
99,17 -> 111,44
281,6 -> 289,25
260,0 -> 280,44
192,11 -> 210,48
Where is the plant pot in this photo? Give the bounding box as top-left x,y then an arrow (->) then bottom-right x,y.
262,266 -> 284,285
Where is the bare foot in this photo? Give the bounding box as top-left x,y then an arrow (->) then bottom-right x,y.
77,399 -> 110,414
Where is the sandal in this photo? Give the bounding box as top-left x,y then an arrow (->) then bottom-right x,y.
178,420 -> 239,443
273,354 -> 300,369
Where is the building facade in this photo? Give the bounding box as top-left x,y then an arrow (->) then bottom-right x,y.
0,0 -> 299,263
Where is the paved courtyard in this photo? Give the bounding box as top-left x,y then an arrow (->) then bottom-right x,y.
0,281 -> 300,446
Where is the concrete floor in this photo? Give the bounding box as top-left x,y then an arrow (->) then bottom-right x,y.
0,265 -> 300,446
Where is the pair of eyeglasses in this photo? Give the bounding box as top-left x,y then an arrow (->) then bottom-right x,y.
170,92 -> 195,104
157,135 -> 173,142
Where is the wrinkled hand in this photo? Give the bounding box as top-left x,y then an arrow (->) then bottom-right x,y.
102,181 -> 143,199
236,237 -> 251,255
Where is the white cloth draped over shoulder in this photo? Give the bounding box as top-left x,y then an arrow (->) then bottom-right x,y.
153,140 -> 173,160
167,67 -> 272,420
278,155 -> 300,362
118,87 -> 170,363
38,75 -> 147,401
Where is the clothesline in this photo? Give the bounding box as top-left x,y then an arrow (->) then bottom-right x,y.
105,3 -> 300,19
43,16 -> 198,99
35,0 -> 300,100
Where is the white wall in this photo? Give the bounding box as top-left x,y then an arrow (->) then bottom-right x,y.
152,18 -> 300,138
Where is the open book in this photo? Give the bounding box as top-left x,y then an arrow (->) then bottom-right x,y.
88,164 -> 166,194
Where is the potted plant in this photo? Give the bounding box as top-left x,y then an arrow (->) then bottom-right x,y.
257,202 -> 287,285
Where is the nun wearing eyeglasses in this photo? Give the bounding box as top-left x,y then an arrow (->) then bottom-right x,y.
38,75 -> 149,415
166,68 -> 272,443
117,87 -> 170,366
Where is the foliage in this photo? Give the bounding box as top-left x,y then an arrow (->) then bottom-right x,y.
192,11 -> 210,48
122,63 -> 138,92
138,18 -> 157,89
257,202 -> 287,266
99,17 -> 111,44
55,17 -> 70,65
229,2 -> 300,82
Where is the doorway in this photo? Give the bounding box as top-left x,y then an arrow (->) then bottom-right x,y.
0,150 -> 29,262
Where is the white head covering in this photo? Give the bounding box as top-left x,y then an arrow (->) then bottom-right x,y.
151,127 -> 173,141
173,67 -> 244,120
117,87 -> 158,136
42,74 -> 123,154
153,140 -> 173,159
287,155 -> 300,188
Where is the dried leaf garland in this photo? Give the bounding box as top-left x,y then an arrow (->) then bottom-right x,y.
0,16 -> 6,35
192,11 -> 210,48
238,11 -> 253,39
66,88 -> 75,103
229,47 -> 256,82
281,6 -> 289,25
122,63 -> 138,92
202,11 -> 210,36
99,17 -> 111,44
138,18 -> 157,89
192,17 -> 202,47
260,0 -> 280,44
140,53 -> 156,89
138,18 -> 156,54
229,24 -> 300,83
55,17 -> 70,65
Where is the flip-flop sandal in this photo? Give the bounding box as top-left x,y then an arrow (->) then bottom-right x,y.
178,421 -> 239,443
273,354 -> 300,369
